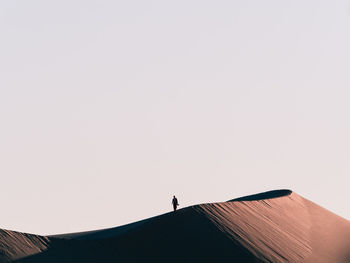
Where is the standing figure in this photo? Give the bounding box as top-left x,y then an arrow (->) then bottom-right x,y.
172,195 -> 179,211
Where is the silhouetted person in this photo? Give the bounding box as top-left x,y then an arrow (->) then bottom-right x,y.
172,195 -> 179,211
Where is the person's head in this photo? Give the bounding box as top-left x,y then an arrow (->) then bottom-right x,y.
173,195 -> 175,198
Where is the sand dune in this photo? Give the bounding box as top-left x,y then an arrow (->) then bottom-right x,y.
198,191 -> 350,262
1,190 -> 349,263
0,229 -> 49,262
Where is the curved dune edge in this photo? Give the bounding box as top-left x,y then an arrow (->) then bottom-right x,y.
197,192 -> 350,263
1,190 -> 350,263
229,189 -> 292,201
56,189 -> 294,241
197,192 -> 312,262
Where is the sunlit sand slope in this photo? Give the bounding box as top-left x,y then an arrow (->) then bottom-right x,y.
197,191 -> 350,263
0,229 -> 49,263
1,190 -> 349,263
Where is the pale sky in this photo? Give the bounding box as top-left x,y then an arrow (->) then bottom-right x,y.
1,0 -> 350,235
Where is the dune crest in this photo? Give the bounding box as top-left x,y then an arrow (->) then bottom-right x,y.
197,192 -> 312,262
1,190 -> 349,263
197,191 -> 350,263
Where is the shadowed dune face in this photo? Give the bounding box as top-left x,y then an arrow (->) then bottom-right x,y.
229,189 -> 292,201
1,190 -> 349,263
15,208 -> 259,263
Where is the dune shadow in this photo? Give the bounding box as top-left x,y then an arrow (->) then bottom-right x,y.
15,207 -> 262,263
228,189 -> 292,202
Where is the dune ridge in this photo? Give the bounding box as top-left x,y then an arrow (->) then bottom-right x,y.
0,229 -> 49,263
197,191 -> 350,263
197,192 -> 312,262
0,190 -> 349,263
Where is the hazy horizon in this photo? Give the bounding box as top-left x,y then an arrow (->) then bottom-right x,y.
1,0 -> 350,235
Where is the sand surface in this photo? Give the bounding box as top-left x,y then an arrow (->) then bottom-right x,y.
1,190 -> 349,263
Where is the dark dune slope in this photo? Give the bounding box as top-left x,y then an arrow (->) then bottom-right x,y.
15,206 -> 257,263
1,189 -> 349,263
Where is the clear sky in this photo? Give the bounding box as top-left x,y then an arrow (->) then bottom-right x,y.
1,0 -> 350,235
